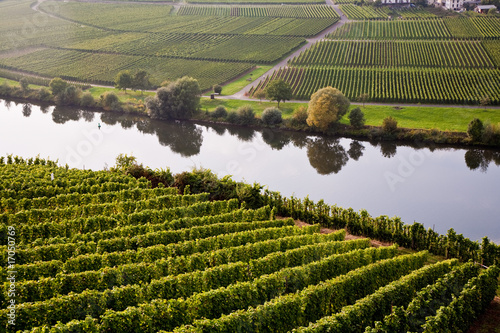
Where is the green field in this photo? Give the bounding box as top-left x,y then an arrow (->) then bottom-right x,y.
0,159 -> 498,332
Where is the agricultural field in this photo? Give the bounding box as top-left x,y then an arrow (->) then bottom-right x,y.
0,0 -> 338,90
0,158 -> 499,332
290,40 -> 495,68
339,5 -> 391,20
252,66 -> 500,103
178,5 -> 339,18
253,15 -> 500,104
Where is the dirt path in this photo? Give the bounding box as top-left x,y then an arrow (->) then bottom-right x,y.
468,296 -> 500,333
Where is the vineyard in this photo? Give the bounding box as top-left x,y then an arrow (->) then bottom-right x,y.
0,157 -> 498,332
290,40 -> 494,68
251,66 -> 500,103
0,0 -> 338,89
177,5 -> 339,18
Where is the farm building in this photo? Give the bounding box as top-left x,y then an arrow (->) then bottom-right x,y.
475,4 -> 497,13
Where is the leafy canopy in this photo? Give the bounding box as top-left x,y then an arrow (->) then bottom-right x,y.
265,79 -> 292,107
306,87 -> 350,131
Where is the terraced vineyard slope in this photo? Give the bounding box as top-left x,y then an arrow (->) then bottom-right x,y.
0,157 -> 498,332
252,15 -> 500,104
0,0 -> 338,90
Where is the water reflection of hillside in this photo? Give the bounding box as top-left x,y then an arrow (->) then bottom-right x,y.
11,100 -> 500,176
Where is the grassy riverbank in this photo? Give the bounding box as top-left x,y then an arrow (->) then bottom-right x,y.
2,78 -> 500,147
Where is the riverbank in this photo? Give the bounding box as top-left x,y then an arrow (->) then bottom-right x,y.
1,77 -> 500,148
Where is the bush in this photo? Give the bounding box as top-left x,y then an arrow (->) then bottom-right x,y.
291,106 -> 308,127
101,91 -> 121,111
467,118 -> 484,142
56,85 -> 82,105
307,87 -> 350,131
37,87 -> 52,102
212,105 -> 227,118
348,107 -> 365,129
237,105 -> 255,125
226,111 -> 239,124
213,84 -> 222,95
482,123 -> 500,145
0,81 -> 12,96
382,116 -> 398,133
19,78 -> 29,92
80,92 -> 95,107
261,107 -> 282,125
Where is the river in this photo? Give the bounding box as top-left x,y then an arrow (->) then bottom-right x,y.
1,99 -> 499,243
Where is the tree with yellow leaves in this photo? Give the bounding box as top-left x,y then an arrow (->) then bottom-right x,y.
306,87 -> 350,131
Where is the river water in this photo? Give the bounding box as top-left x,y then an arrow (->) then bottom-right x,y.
1,99 -> 499,243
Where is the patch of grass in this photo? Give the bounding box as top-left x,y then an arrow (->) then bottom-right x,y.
341,104 -> 500,132
217,65 -> 273,96
88,87 -> 154,103
0,77 -> 44,90
199,97 -> 306,117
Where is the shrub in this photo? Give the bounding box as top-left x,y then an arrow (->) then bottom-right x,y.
467,118 -> 484,142
19,78 -> 29,92
101,91 -> 121,111
382,116 -> 398,133
213,84 -> 222,95
212,105 -> 227,118
80,92 -> 95,107
291,106 -> 308,127
56,85 -> 82,105
0,81 -> 12,96
482,123 -> 500,145
37,87 -> 52,102
226,111 -> 239,124
261,107 -> 282,125
307,87 -> 350,131
237,105 -> 255,125
348,107 -> 365,129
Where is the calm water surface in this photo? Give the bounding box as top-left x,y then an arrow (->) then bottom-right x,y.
1,100 -> 499,243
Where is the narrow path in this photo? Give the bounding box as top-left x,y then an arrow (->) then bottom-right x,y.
231,0 -> 349,99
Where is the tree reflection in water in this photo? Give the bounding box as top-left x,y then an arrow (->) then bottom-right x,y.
9,101 -> 500,175
22,104 -> 32,118
348,140 -> 365,161
307,137 -> 349,175
465,149 -> 500,172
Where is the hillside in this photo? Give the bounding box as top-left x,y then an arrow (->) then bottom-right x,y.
0,156 -> 499,332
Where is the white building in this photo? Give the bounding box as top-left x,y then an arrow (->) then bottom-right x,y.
475,4 -> 497,13
381,0 -> 411,4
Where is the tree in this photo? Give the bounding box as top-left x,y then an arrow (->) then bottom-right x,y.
237,105 -> 255,125
213,84 -> 222,95
382,116 -> 398,133
467,118 -> 484,141
306,87 -> 350,131
358,93 -> 369,107
115,70 -> 133,93
132,70 -> 151,93
212,105 -> 227,118
261,107 -> 282,125
56,85 -> 82,105
19,78 -> 29,92
480,95 -> 491,108
265,79 -> 292,108
348,107 -> 365,129
254,88 -> 266,102
49,77 -> 68,96
146,76 -> 201,120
